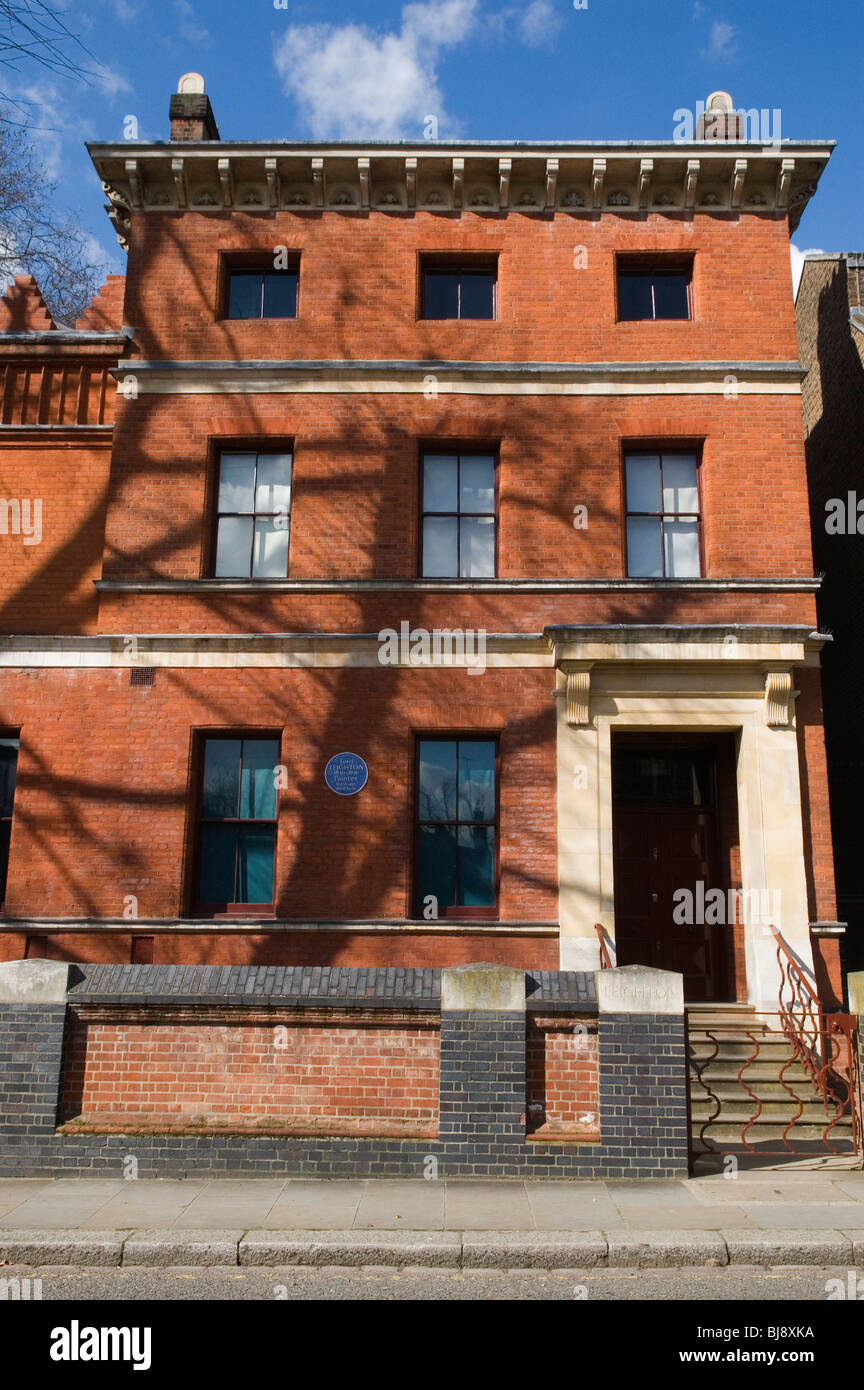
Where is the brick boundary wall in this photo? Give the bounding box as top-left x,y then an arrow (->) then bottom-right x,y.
0,961 -> 691,1178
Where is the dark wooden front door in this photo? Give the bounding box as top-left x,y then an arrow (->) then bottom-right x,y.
612,746 -> 729,1002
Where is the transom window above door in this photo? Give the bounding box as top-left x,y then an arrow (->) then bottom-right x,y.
213,451 -> 292,579
421,452 -> 496,577
624,451 -> 702,578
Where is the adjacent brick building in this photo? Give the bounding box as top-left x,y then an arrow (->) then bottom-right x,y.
796,252 -> 864,981
0,81 -> 844,1013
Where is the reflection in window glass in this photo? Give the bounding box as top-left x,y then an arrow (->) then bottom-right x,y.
421,453 -> 496,577
197,738 -> 280,908
214,452 -> 292,578
416,739 -> 496,914
625,452 -> 701,578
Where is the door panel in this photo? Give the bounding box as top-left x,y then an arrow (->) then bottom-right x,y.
613,805 -> 728,1002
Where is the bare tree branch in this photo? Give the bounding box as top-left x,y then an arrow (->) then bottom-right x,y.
0,0 -> 95,95
0,108 -> 107,324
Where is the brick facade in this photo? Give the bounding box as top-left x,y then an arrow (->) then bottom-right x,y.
0,86 -> 844,1011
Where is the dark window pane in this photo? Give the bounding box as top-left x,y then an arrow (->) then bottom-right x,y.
262,272 -> 298,318
422,516 -> 458,577
236,825 -> 276,903
457,825 -> 495,906
0,820 -> 11,901
417,823 -> 456,911
626,516 -> 663,577
239,739 -> 279,819
418,741 -> 457,821
458,741 -> 495,822
228,272 -> 263,319
459,272 -> 495,319
652,272 -> 690,319
625,456 -> 662,513
201,739 -> 241,818
423,455 -> 458,512
0,742 -> 19,819
198,823 -> 238,902
423,272 -> 459,318
618,272 -> 655,320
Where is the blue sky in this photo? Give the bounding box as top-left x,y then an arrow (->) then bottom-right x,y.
9,0 -> 862,286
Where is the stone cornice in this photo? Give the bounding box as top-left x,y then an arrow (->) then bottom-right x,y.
0,625 -> 828,670
88,141 -> 833,248
93,576 -> 822,594
110,359 -> 805,397
0,917 -> 559,935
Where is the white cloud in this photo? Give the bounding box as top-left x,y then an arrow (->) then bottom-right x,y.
174,0 -> 210,46
16,82 -> 69,181
790,245 -> 829,296
518,0 -> 563,47
93,64 -> 133,99
706,19 -> 738,59
273,0 -> 478,140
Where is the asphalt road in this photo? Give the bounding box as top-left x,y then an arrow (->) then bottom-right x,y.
0,1264 -> 854,1300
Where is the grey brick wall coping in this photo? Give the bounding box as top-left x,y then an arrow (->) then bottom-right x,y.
62,964 -> 599,1013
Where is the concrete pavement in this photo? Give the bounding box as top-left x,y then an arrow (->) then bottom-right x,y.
0,1171 -> 862,1268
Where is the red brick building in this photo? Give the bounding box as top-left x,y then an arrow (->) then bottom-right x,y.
0,81 -> 843,1011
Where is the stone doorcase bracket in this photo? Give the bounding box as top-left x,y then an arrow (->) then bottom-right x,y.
763,665 -> 797,727
555,661 -> 595,727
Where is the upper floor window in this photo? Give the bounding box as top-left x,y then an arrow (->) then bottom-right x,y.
213,451 -> 292,579
0,737 -> 19,908
226,266 -> 298,319
421,261 -> 496,319
617,257 -> 692,321
194,736 -> 280,914
625,451 -> 701,577
421,451 -> 496,577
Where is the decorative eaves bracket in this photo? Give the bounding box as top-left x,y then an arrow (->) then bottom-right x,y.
592,158 -> 606,209
545,158 -> 558,210
498,157 -> 511,209
685,159 -> 700,208
776,158 -> 795,210
452,157 -> 464,209
638,159 -> 653,209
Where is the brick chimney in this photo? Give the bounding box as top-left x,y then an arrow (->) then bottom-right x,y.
169,72 -> 220,141
696,90 -> 743,141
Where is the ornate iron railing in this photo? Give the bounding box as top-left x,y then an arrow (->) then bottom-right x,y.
770,924 -> 861,1155
687,928 -> 861,1161
595,922 -> 613,970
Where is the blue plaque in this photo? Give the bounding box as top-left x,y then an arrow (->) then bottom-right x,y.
324,752 -> 368,796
